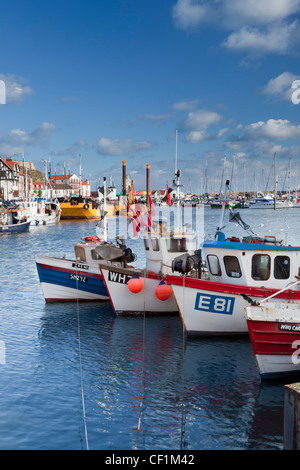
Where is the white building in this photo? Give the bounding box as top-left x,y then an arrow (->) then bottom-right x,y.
50,174 -> 90,198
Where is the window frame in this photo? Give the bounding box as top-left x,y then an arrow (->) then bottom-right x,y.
207,254 -> 222,276
223,255 -> 242,278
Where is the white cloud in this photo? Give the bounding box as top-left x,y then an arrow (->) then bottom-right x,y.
182,109 -> 223,131
97,137 -> 154,156
222,0 -> 300,28
0,122 -> 55,155
245,119 -> 300,140
222,21 -> 299,55
172,0 -> 300,55
172,99 -> 200,110
260,72 -> 300,101
172,0 -> 207,30
0,74 -> 33,103
179,108 -> 223,143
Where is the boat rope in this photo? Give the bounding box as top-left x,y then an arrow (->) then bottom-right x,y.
180,275 -> 186,450
134,272 -> 147,450
76,276 -> 89,451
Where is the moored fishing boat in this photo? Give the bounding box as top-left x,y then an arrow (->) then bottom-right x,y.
166,181 -> 300,336
35,178 -> 131,302
100,158 -> 200,316
18,198 -> 61,226
35,235 -> 135,303
99,216 -> 198,316
0,205 -> 31,234
245,282 -> 300,379
59,196 -> 102,219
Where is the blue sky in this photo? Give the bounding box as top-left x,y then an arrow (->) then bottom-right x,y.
1,0 -> 300,194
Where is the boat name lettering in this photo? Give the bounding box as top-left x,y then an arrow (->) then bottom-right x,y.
194,293 -> 235,315
108,271 -> 132,284
71,262 -> 89,270
279,324 -> 300,332
69,273 -> 88,282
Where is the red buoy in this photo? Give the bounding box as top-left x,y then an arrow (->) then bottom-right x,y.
155,281 -> 171,301
128,274 -> 143,293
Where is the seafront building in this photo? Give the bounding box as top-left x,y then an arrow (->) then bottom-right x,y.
0,157 -> 91,200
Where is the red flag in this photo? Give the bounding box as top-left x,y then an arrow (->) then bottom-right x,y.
127,201 -> 146,237
149,195 -> 155,216
166,184 -> 171,205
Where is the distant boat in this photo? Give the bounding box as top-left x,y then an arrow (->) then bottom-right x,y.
251,192 -> 293,209
18,198 -> 61,226
0,205 -> 31,234
59,196 -> 102,219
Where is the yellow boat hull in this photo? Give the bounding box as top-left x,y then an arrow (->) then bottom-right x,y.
60,202 -> 122,219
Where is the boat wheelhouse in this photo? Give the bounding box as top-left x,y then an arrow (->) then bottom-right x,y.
167,234 -> 300,336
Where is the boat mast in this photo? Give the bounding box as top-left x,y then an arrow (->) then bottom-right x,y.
274,153 -> 277,210
103,176 -> 107,241
79,154 -> 82,197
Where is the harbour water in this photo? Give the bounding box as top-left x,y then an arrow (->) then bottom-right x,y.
0,205 -> 299,450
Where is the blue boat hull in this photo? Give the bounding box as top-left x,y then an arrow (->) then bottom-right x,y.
36,258 -> 109,303
0,221 -> 31,234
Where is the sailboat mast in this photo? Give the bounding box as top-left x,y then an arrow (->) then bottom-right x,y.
274,153 -> 277,210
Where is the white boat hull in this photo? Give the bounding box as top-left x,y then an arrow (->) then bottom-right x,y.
100,265 -> 178,316
170,283 -> 247,336
31,212 -> 61,226
167,276 -> 300,337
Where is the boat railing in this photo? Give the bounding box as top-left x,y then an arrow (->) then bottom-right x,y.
242,277 -> 300,306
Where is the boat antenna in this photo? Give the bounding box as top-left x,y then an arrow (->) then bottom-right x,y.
215,179 -> 230,239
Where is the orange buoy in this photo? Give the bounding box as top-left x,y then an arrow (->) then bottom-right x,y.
128,274 -> 143,293
155,281 -> 171,301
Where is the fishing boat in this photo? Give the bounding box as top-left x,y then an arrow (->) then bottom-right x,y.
0,205 -> 31,234
166,180 -> 300,336
35,235 -> 135,303
59,196 -> 102,219
99,160 -> 199,316
35,178 -> 131,302
18,198 -> 61,226
99,216 -> 197,316
245,281 -> 300,379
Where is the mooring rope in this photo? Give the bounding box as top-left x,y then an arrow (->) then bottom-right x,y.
134,271 -> 147,450
180,275 -> 186,450
76,275 -> 89,450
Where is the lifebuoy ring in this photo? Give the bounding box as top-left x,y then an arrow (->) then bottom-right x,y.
84,203 -> 89,210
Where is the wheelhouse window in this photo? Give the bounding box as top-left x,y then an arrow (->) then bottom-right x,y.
74,246 -> 86,262
274,256 -> 290,279
223,256 -> 242,278
91,249 -> 102,260
151,238 -> 160,251
207,255 -> 221,276
251,254 -> 270,281
143,239 -> 150,251
166,238 -> 187,253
